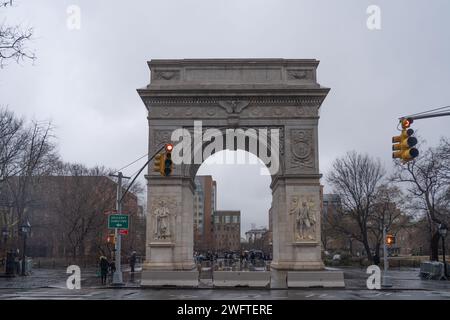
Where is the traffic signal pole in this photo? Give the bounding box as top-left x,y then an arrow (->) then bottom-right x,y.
382,225 -> 392,287
109,144 -> 171,285
401,111 -> 450,121
109,172 -> 130,285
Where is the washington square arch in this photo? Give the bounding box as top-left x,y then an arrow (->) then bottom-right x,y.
137,59 -> 344,288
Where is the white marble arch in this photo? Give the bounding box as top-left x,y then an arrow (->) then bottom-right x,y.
137,59 -> 331,287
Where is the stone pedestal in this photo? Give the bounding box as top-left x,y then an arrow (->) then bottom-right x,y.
142,177 -> 196,271
270,176 -> 324,288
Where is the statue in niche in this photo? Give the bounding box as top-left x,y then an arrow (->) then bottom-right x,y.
289,196 -> 316,241
153,199 -> 171,240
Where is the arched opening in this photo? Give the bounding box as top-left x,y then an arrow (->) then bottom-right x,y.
193,150 -> 272,273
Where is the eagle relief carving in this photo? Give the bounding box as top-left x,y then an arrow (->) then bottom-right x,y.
289,195 -> 317,241
290,129 -> 314,169
218,100 -> 250,114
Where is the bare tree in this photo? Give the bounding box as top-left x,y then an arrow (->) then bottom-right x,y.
0,116 -> 57,257
5,120 -> 56,225
392,138 -> 450,261
367,184 -> 408,263
49,164 -> 143,262
50,164 -> 115,260
327,151 -> 385,263
0,107 -> 28,183
0,1 -> 35,67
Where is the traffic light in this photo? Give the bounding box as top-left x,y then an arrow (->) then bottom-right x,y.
106,234 -> 116,244
153,153 -> 164,176
164,143 -> 173,176
386,234 -> 395,246
392,117 -> 419,162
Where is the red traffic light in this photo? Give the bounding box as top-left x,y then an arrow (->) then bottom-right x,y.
401,118 -> 413,129
165,143 -> 173,152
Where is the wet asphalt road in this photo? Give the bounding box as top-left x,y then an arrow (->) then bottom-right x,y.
0,267 -> 449,300
0,287 -> 449,300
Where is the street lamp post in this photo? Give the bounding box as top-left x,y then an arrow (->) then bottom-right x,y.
1,227 -> 8,274
439,223 -> 448,280
20,221 -> 31,276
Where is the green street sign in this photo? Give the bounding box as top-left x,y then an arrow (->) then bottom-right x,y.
108,214 -> 129,229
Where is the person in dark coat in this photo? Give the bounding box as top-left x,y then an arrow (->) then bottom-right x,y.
129,251 -> 137,273
99,256 -> 109,285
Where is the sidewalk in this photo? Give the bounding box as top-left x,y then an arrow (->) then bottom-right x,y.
342,267 -> 450,291
0,266 -> 142,290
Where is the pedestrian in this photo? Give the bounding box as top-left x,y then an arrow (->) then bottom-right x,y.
99,256 -> 109,285
130,251 -> 137,273
14,250 -> 20,275
110,260 -> 116,280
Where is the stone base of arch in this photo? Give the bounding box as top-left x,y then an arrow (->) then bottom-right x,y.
142,176 -> 197,272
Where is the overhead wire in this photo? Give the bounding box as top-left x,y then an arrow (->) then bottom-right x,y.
112,153 -> 148,174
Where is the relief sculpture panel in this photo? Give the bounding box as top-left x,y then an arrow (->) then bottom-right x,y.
151,196 -> 178,241
289,195 -> 317,242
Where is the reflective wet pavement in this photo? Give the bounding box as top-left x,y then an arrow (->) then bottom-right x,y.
1,266 -> 449,300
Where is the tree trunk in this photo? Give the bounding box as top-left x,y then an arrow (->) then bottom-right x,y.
430,231 -> 440,261
72,246 -> 77,261
362,235 -> 373,263
374,242 -> 381,266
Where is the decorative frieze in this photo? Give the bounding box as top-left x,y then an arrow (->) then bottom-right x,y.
144,97 -> 324,106
147,105 -> 318,119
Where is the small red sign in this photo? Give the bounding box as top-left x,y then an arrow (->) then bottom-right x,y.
119,229 -> 128,235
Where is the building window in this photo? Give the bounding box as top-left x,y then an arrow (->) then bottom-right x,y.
232,216 -> 239,223
225,216 -> 231,224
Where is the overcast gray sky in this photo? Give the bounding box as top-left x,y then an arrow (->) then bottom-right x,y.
1,0 -> 450,235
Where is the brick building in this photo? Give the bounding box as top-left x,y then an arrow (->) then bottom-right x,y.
213,210 -> 241,252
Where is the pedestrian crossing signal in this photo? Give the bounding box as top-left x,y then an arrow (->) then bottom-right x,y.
386,235 -> 395,246
107,234 -> 116,244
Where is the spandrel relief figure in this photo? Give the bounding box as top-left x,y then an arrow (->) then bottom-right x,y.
290,196 -> 317,241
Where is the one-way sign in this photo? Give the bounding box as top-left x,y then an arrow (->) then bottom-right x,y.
108,214 -> 129,229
